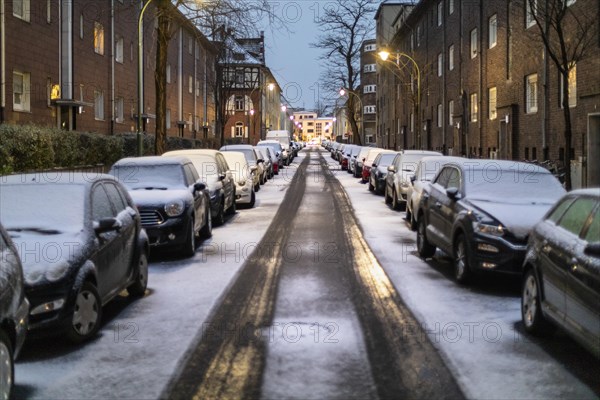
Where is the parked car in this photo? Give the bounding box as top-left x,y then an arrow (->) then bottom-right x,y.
521,188 -> 600,358
406,156 -> 464,230
0,173 -> 149,343
257,140 -> 285,174
0,222 -> 29,399
220,145 -> 263,191
341,144 -> 356,171
385,150 -> 443,210
362,148 -> 393,183
162,149 -> 236,226
221,151 -> 257,208
254,146 -> 273,180
369,151 -> 399,194
348,145 -> 363,175
109,156 -> 211,257
416,159 -> 566,283
354,147 -> 372,178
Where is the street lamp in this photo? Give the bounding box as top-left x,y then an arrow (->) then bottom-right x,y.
137,0 -> 154,156
378,48 -> 421,149
339,87 -> 364,143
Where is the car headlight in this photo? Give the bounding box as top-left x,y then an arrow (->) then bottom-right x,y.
31,298 -> 65,315
475,222 -> 505,237
238,179 -> 246,186
164,200 -> 185,217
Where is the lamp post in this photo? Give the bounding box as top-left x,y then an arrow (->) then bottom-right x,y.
137,0 -> 153,156
339,88 -> 364,143
378,49 -> 421,149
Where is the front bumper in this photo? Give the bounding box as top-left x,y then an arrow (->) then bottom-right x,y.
143,214 -> 190,248
235,183 -> 253,204
13,297 -> 29,357
467,233 -> 527,274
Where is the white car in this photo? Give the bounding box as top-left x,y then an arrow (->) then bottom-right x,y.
221,151 -> 256,208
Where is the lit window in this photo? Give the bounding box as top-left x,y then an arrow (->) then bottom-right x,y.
560,63 -> 577,108
526,74 -> 538,114
488,87 -> 497,120
449,45 -> 454,70
12,71 -> 30,112
94,22 -> 105,55
470,93 -> 478,122
489,14 -> 497,49
235,122 -> 244,137
13,0 -> 30,22
47,0 -> 51,23
470,28 -> 477,59
94,90 -> 104,120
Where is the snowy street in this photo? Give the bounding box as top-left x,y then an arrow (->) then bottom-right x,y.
13,147 -> 600,399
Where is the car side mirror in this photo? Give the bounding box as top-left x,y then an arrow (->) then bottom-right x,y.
218,174 -> 226,181
584,242 -> 600,257
94,218 -> 121,234
387,165 -> 395,173
446,187 -> 461,200
194,182 -> 206,192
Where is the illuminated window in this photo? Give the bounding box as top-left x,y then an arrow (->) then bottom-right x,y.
94,22 -> 105,55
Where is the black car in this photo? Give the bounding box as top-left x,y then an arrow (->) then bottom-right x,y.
109,156 -> 212,257
0,173 -> 149,343
0,223 -> 29,399
521,188 -> 600,358
416,159 -> 566,283
369,152 -> 397,194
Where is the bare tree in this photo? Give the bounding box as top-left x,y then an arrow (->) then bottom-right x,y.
523,0 -> 598,190
311,0 -> 377,145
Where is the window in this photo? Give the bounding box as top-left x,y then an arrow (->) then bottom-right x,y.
363,85 -> 376,93
47,0 -> 51,23
437,53 -> 443,77
526,0 -> 537,28
416,26 -> 421,47
437,104 -> 443,127
92,186 -> 113,221
449,45 -> 454,70
565,0 -> 577,6
79,14 -> 84,39
448,100 -> 454,126
585,208 -> 600,242
470,93 -> 478,122
12,71 -> 30,112
364,44 -> 376,52
558,198 -> 597,236
188,35 -> 193,55
526,74 -> 538,113
115,97 -> 124,123
449,0 -> 454,14
364,105 -> 376,114
489,14 -> 497,49
13,0 -> 30,21
560,63 -> 577,108
130,42 -> 134,62
195,42 -> 200,60
188,76 -> 193,94
470,28 -> 478,58
166,109 -> 171,129
188,113 -> 193,132
235,122 -> 244,137
196,79 -> 200,97
94,90 -> 104,120
488,87 -> 497,120
116,36 -> 124,63
235,95 -> 244,111
166,63 -> 171,83
364,64 -> 376,73
437,2 -> 443,26
94,22 -> 104,55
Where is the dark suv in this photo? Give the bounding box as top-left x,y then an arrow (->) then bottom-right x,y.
416,159 -> 565,283
521,189 -> 600,358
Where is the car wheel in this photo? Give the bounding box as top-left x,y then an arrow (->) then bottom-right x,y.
226,195 -> 236,215
254,182 -> 260,192
182,218 -> 196,257
410,208 -> 417,231
199,208 -> 212,239
248,191 -> 256,208
384,185 -> 391,204
0,329 -> 14,400
454,234 -> 472,284
67,281 -> 102,343
417,217 -> 436,258
392,189 -> 400,210
368,180 -> 375,191
522,269 -> 552,334
127,251 -> 148,297
215,200 -> 225,226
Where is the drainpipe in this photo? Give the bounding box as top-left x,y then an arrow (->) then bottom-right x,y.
110,0 -> 115,134
178,27 -> 182,124
0,0 -> 4,123
542,0 -> 549,159
193,39 -> 197,137
478,0 -> 483,157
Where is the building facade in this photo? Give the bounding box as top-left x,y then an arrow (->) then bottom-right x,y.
360,39 -> 378,144
376,0 -> 600,187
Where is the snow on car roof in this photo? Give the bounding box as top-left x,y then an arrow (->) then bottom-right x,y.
0,172 -> 117,186
162,149 -> 220,157
113,156 -> 192,166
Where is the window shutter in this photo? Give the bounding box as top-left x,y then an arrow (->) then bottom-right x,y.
244,127 -> 249,138
231,126 -> 235,137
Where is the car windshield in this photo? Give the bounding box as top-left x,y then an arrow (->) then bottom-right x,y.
377,153 -> 396,167
465,169 -> 564,202
225,149 -> 255,165
0,184 -> 85,232
111,164 -> 186,190
418,160 -> 446,181
397,154 -> 428,172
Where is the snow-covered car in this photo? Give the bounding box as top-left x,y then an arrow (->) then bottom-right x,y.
162,149 -> 236,226
109,156 -> 211,257
521,188 -> 600,358
416,159 -> 566,283
348,145 -> 363,175
368,151 -> 398,194
0,173 -> 149,343
257,140 -> 285,174
405,156 -> 464,230
254,146 -> 273,180
354,146 -> 371,178
220,145 -> 262,191
0,222 -> 29,399
221,151 -> 257,208
362,148 -> 393,183
385,150 -> 443,210
341,144 -> 356,171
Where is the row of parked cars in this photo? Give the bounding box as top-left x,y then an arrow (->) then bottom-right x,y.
323,139 -> 600,359
0,141 -> 303,398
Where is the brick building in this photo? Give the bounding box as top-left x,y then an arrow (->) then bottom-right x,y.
360,39 -> 378,144
2,0 -> 217,140
376,0 -> 600,187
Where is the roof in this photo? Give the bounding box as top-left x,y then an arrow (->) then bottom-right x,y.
221,36 -> 263,65
220,145 -> 254,150
1,172 -> 116,186
565,188 -> 600,197
162,149 -> 219,157
374,0 -> 416,20
112,156 -> 191,166
437,158 -> 555,174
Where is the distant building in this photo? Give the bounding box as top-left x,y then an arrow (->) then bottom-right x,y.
291,111 -> 332,141
360,39 -> 378,144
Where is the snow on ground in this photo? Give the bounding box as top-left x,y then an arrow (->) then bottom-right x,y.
14,154 -> 305,399
329,154 -> 598,400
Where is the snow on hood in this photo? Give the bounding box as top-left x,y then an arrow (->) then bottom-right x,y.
467,198 -> 555,239
9,230 -> 88,286
127,188 -> 193,207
